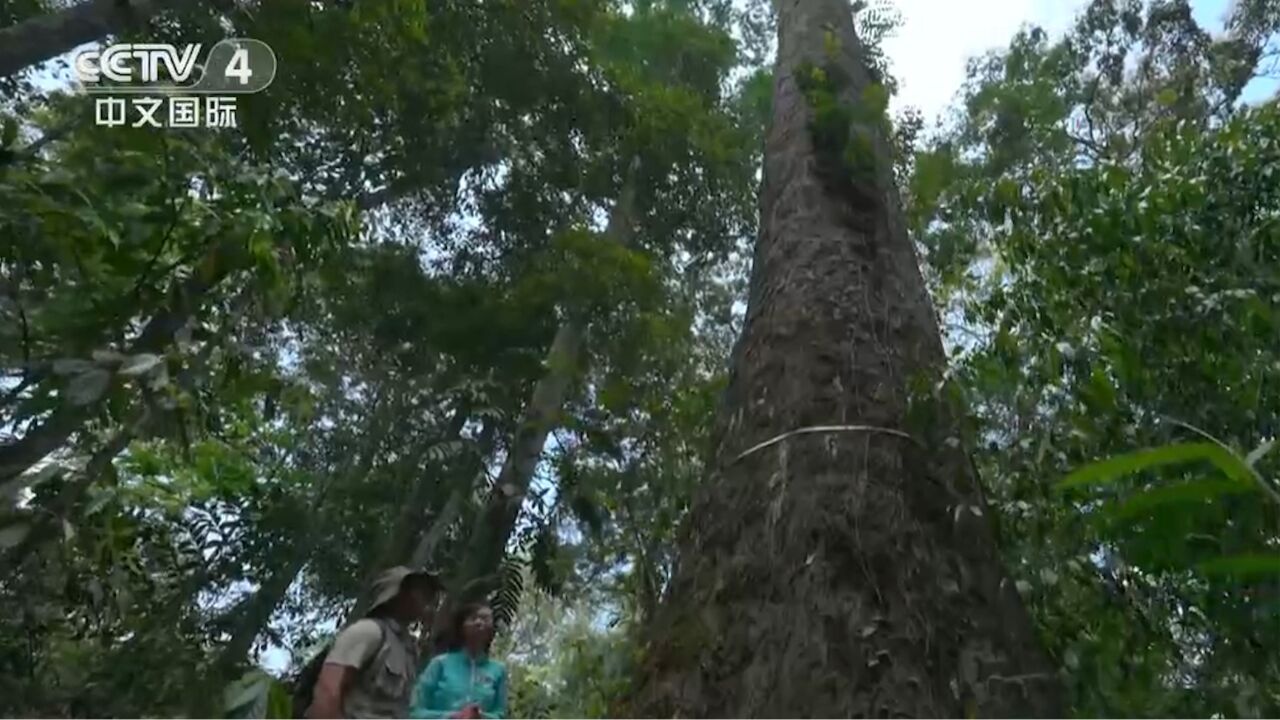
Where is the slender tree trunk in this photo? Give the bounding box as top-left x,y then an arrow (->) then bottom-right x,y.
452,168 -> 639,587
406,422 -> 495,661
209,552 -> 307,683
453,323 -> 580,580
343,410 -> 483,631
0,0 -> 196,79
629,2 -> 1062,717
207,384 -> 400,685
375,407 -> 474,573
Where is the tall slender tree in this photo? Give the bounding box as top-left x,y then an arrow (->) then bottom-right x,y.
446,0 -> 755,597
631,1 -> 1061,716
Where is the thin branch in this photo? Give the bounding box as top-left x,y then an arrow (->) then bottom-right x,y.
2,403 -> 150,566
13,289 -> 30,370
129,134 -> 188,309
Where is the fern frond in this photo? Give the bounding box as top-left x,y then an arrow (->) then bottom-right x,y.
491,556 -> 526,629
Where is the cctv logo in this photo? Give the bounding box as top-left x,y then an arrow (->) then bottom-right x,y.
74,44 -> 204,86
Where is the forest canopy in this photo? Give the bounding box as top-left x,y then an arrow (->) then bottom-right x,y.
1,0 -> 1278,717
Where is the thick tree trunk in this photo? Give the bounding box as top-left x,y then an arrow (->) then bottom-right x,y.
452,171 -> 639,587
629,2 -> 1062,718
0,0 -> 194,79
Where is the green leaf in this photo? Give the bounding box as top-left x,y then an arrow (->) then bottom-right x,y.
92,349 -> 126,364
267,680 -> 292,719
1197,554 -> 1280,580
1,116 -> 16,148
119,353 -> 163,377
224,670 -> 278,719
0,522 -> 31,549
1103,477 -> 1257,521
1057,442 -> 1251,490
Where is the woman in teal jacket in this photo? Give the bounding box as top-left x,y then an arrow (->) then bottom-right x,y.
411,603 -> 508,719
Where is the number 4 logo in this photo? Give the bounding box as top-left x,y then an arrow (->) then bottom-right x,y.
188,39 -> 275,93
225,47 -> 252,85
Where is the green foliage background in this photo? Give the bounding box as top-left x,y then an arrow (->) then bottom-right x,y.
1,0 -> 1278,717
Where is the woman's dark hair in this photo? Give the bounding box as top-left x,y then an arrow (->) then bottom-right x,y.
443,601 -> 495,653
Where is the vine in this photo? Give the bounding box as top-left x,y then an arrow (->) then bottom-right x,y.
795,54 -> 892,193
790,1 -> 904,197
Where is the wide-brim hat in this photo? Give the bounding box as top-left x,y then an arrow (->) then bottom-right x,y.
367,566 -> 442,614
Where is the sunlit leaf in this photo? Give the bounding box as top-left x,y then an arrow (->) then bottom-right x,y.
223,667 -> 294,719
1104,477 -> 1258,520
119,353 -> 163,377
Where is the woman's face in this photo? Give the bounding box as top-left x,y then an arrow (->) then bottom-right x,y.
462,606 -> 495,644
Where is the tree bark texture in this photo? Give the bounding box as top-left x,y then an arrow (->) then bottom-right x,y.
629,1 -> 1062,717
379,406 -> 474,573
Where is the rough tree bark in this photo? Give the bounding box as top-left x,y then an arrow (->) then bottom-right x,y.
0,0 -> 197,79
628,2 -> 1062,717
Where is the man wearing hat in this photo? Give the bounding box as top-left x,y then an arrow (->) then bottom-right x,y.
306,566 -> 442,719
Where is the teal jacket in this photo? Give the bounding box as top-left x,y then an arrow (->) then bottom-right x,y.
410,650 -> 508,719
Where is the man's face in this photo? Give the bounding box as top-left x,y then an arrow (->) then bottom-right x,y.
403,579 -> 438,618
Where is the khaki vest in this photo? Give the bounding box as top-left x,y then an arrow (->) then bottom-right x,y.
342,618 -> 419,719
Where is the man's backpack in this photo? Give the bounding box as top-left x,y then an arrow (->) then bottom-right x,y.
290,620 -> 389,719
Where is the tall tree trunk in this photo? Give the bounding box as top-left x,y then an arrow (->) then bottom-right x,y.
629,2 -> 1062,718
343,410 -> 485,630
209,552 -> 307,683
405,422 -> 495,661
375,407 -> 474,574
452,169 -> 639,588
0,0 -> 194,79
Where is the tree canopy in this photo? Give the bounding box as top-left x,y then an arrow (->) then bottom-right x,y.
1,0 -> 1278,717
